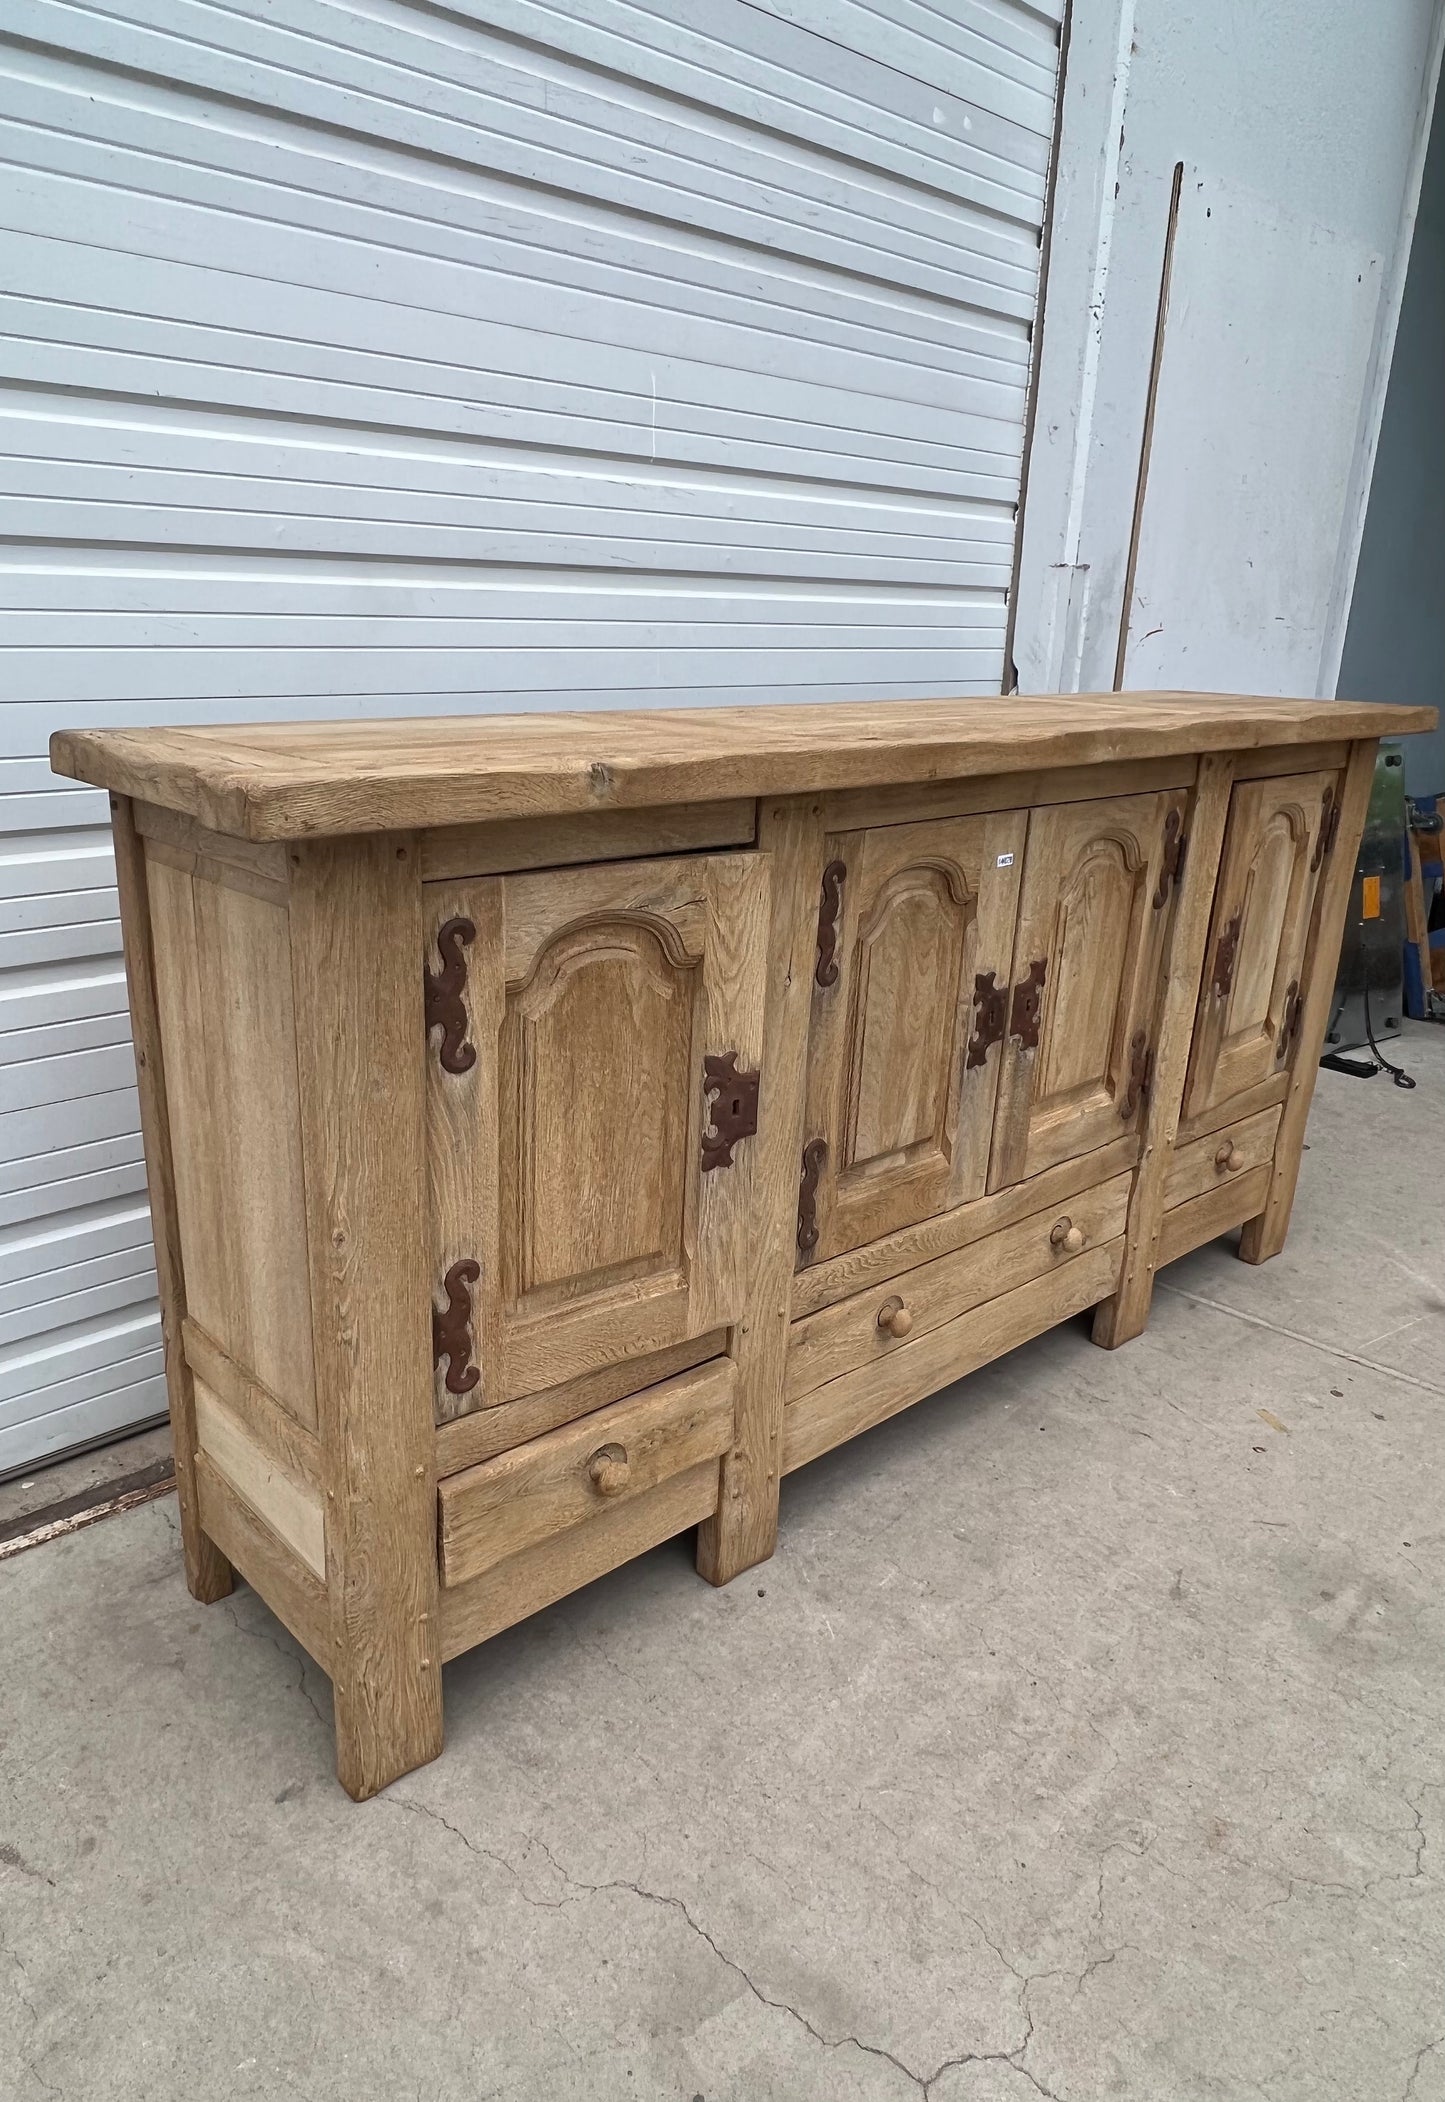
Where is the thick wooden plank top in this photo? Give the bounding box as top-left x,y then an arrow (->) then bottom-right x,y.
51,695 -> 1434,841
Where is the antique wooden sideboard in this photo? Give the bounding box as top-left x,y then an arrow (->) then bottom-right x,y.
52,694 -> 1433,1798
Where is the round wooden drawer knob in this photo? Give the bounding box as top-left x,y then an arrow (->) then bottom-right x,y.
876,1296 -> 913,1339
1050,1217 -> 1085,1255
586,1443 -> 630,1496
1215,1142 -> 1245,1174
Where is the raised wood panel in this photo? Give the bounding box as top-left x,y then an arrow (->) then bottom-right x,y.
147,848 -> 318,1430
1183,771 -> 1335,1121
193,1378 -> 326,1581
428,851 -> 769,1413
801,812 -> 1025,1263
989,789 -> 1187,1189
194,1451 -> 332,1672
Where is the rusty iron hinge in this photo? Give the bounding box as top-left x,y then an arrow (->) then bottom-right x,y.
1009,959 -> 1048,1050
433,1258 -> 481,1398
797,1137 -> 827,1257
424,916 -> 477,1074
701,1052 -> 760,1171
1311,787 -> 1342,871
965,969 -> 1008,1069
1278,979 -> 1303,1062
1119,1030 -> 1154,1121
1153,807 -> 1187,909
814,859 -> 846,987
1212,911 -> 1243,999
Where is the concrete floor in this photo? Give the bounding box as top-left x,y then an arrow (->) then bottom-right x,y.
3,1028 -> 1443,2102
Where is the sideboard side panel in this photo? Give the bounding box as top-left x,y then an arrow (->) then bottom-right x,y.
289,832 -> 443,1800
1092,753 -> 1236,1347
1239,737 -> 1380,1265
111,794 -> 233,1605
696,795 -> 824,1586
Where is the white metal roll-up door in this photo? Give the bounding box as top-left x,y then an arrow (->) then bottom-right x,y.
0,0 -> 1064,1473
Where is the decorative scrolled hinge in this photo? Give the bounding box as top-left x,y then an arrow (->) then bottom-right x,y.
424,916 -> 477,1074
1119,1030 -> 1154,1121
814,860 -> 846,987
797,1138 -> 827,1256
1278,979 -> 1303,1062
701,1052 -> 760,1171
1009,959 -> 1047,1051
1311,787 -> 1341,871
1153,808 -> 1187,909
1212,911 -> 1243,999
965,970 -> 1007,1069
433,1258 -> 481,1397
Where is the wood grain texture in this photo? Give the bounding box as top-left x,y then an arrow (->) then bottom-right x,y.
193,1378 -> 326,1580
147,852 -> 318,1429
438,1361 -> 734,1587
289,832 -> 443,1800
440,1460 -> 720,1661
183,1319 -> 322,1489
110,795 -> 232,1604
1231,741 -> 1348,781
789,1172 -> 1131,1401
194,1451 -> 332,1670
789,1132 -> 1140,1320
51,697 -> 1435,839
421,800 -> 756,879
1175,1070 -> 1290,1146
783,1240 -> 1123,1474
1091,754 -> 1235,1349
434,1333 -> 727,1476
1239,739 -> 1380,1265
989,788 -> 1186,1188
1164,1106 -> 1283,1210
801,810 -> 1025,1261
697,796 -> 824,1585
1182,770 -> 1336,1122
821,754 -> 1195,831
1158,1164 -> 1272,1268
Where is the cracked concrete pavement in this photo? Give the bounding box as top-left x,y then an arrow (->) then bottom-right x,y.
2,1025 -> 1442,2101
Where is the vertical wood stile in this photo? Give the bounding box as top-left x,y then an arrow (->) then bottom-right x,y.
696,797 -> 823,1585
1238,738 -> 1379,1265
1092,755 -> 1236,1347
289,832 -> 443,1799
110,794 -> 234,1603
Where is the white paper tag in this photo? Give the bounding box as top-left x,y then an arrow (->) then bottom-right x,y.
996,852 -> 1016,867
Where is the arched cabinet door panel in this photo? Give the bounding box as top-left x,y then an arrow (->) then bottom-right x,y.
799,813 -> 1027,1265
1183,770 -> 1337,1123
424,851 -> 770,1417
987,788 -> 1190,1191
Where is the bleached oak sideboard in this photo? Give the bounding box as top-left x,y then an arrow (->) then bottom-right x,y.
51,695 -> 1433,1798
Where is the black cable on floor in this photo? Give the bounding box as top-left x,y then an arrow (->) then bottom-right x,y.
1363,981 -> 1415,1089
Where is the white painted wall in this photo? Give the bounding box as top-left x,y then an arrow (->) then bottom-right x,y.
1013,0 -> 1444,701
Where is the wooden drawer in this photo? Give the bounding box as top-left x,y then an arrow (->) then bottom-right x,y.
787,1170 -> 1132,1403
437,1359 -> 734,1590
1165,1105 -> 1281,1210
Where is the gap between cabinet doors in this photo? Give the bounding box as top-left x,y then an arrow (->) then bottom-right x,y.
793,778 -> 1193,1285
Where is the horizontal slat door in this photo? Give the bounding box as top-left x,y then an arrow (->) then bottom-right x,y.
1183,772 -> 1337,1121
426,851 -> 768,1417
798,812 -> 1026,1263
988,787 -> 1188,1188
